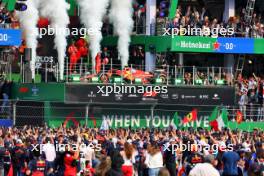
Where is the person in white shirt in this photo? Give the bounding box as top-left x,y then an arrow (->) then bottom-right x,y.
144,142 -> 163,176
189,154 -> 220,176
79,142 -> 95,170
42,137 -> 56,173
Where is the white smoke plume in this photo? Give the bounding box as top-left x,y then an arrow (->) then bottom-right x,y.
77,0 -> 109,72
15,0 -> 40,80
16,0 -> 69,81
39,0 -> 70,80
110,0 -> 134,68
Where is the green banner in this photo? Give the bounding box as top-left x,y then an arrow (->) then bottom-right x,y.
169,0 -> 179,20
47,115 -> 264,132
171,36 -> 217,52
254,39 -> 264,54
45,104 -> 264,131
4,0 -> 77,16
12,83 -> 65,101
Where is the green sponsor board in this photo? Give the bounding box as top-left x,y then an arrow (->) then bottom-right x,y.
45,104 -> 264,131
171,36 -> 217,52
48,117 -> 210,129
12,83 -> 65,101
103,35 -> 264,54
3,0 -> 77,15
47,115 -> 264,132
254,39 -> 264,54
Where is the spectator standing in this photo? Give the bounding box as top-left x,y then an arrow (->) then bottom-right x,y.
189,154 -> 220,176
1,80 -> 9,113
106,150 -> 124,176
222,151 -> 240,176
120,142 -> 135,176
0,138 -> 5,176
144,142 -> 163,176
164,143 -> 177,176
42,137 -> 56,174
94,156 -> 111,176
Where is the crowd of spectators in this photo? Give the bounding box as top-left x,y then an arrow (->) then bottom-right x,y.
0,2 -> 19,29
159,5 -> 264,38
0,126 -> 262,176
132,1 -> 146,35
236,73 -> 264,121
102,1 -> 264,38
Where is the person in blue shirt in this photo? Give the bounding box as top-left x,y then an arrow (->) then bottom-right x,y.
222,151 -> 240,176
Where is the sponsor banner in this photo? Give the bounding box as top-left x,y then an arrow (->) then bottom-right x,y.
46,104 -> 215,128
170,36 -> 263,54
45,105 -> 264,131
254,39 -> 264,54
0,29 -> 22,46
215,37 -> 254,54
12,83 -> 65,101
0,119 -> 13,127
65,84 -> 235,106
171,36 -> 216,52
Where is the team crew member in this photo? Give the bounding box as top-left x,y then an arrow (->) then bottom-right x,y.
11,139 -> 28,176
68,41 -> 81,73
27,147 -> 46,176
63,145 -> 79,176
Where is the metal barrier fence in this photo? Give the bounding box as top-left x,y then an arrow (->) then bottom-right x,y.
0,100 -> 263,127
21,61 -> 234,86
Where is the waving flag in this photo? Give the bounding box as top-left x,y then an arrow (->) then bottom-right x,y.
172,112 -> 181,129
183,109 -> 198,124
210,109 -> 228,131
236,110 -> 243,124
209,107 -> 218,122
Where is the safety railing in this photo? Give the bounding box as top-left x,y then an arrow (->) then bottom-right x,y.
18,60 -> 234,86
64,62 -> 233,86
